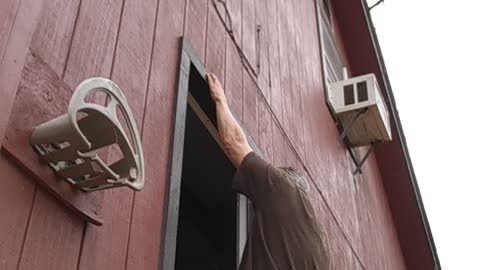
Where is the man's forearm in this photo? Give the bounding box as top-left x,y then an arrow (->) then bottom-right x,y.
215,100 -> 252,168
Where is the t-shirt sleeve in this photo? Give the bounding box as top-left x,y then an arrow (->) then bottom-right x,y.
232,151 -> 274,206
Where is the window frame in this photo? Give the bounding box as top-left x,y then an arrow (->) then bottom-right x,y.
160,38 -> 258,270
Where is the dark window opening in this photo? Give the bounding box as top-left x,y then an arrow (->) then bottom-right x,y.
161,40 -> 256,270
175,105 -> 237,269
174,65 -> 238,270
344,84 -> 355,105
357,81 -> 368,102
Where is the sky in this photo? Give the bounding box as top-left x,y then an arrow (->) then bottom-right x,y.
367,0 -> 480,269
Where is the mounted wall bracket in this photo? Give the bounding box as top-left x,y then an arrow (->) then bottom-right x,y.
30,77 -> 145,192
337,107 -> 378,175
352,143 -> 376,175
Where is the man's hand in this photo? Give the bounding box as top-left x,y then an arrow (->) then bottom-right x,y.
207,73 -> 227,105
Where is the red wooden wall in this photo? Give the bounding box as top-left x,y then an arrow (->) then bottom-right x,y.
0,0 -> 407,269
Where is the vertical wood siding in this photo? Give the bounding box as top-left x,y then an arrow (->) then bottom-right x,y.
0,0 -> 406,269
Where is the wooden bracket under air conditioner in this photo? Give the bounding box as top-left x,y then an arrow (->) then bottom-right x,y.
336,107 -> 377,175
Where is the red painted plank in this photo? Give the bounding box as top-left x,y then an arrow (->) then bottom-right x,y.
77,0 -> 158,269
254,0 -> 270,99
17,0 -> 124,269
0,0 -> 20,61
298,0 -> 315,170
0,0 -> 43,146
282,0 -> 303,156
225,37 -> 243,121
289,0 -> 307,160
125,1 -> 186,269
17,188 -> 84,270
2,52 -> 103,225
275,0 -> 292,136
257,92 -> 273,161
307,188 -> 364,270
243,70 -> 258,143
271,121 -> 286,167
0,154 -> 36,270
184,0 -> 208,62
285,143 -> 297,169
1,1 -> 83,269
226,0 -> 242,43
265,0 -> 283,122
63,0 -> 123,88
0,1 -> 47,267
301,0 -> 328,182
30,0 -> 80,76
241,0 -> 256,70
355,154 -> 406,269
205,1 -> 226,85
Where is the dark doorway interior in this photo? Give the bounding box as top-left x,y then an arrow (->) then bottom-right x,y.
174,67 -> 238,270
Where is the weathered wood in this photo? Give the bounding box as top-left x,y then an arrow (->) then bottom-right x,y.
241,0 -> 256,70
225,37 -> 243,121
243,70 -> 258,143
298,0 -> 315,170
0,154 -> 36,270
205,1 -> 226,84
272,120 -> 286,167
0,0 -> 43,146
0,1 -> 43,268
1,1 -> 88,269
77,0 -> 158,269
184,0 -> 208,62
0,0 -> 20,61
30,0 -> 80,76
302,0 -> 327,182
2,52 -> 103,225
284,143 -> 297,169
17,188 -> 84,270
126,1 -> 186,269
63,0 -> 123,88
15,0 -> 123,269
257,92 -> 273,161
276,0 -> 292,136
265,0 -> 282,121
307,187 -> 363,270
226,0 -> 242,43
282,0 -> 302,157
290,0 -> 307,160
254,0 -> 270,99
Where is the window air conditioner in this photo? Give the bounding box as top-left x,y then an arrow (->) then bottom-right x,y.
328,73 -> 392,147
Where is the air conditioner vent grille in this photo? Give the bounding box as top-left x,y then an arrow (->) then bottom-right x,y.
344,84 -> 355,105
357,81 -> 368,102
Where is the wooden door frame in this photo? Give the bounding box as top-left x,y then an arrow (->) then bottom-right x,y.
159,38 -> 260,270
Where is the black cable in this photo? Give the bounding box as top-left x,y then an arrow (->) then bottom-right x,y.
212,0 -> 259,77
368,0 -> 384,11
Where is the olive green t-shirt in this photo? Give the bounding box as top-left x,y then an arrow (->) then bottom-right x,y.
233,152 -> 328,270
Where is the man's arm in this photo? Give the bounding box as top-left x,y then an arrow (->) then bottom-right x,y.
207,73 -> 252,168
